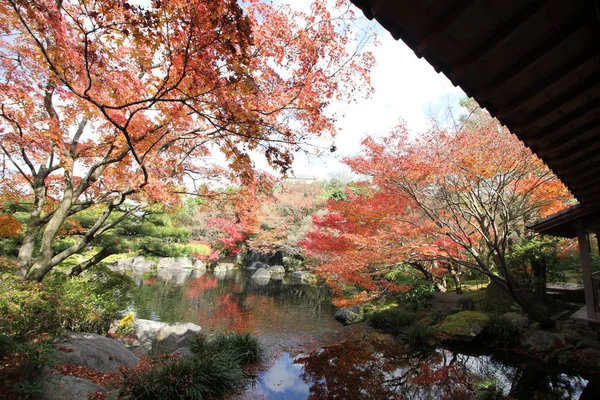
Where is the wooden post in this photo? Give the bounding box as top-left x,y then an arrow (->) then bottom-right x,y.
576,223 -> 597,320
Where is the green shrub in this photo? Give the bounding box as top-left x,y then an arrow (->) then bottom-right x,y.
386,267 -> 436,309
0,265 -> 133,339
120,332 -> 264,400
368,308 -> 416,335
487,314 -> 520,348
398,322 -> 434,346
190,332 -> 264,365
475,378 -> 504,400
119,353 -> 246,400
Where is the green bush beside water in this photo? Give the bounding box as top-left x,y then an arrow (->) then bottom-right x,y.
368,308 -> 416,335
119,333 -> 265,400
0,265 -> 133,339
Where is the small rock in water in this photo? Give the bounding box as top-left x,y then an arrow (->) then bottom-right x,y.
334,306 -> 362,325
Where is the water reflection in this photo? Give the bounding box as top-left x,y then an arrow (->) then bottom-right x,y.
124,267 -> 591,400
128,268 -> 338,340
250,338 -> 589,400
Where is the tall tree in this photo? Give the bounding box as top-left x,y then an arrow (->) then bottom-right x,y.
0,0 -> 374,280
305,114 -> 571,324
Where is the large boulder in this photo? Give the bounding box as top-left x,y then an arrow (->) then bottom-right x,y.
125,319 -> 167,356
334,306 -> 362,325
519,330 -> 568,353
437,311 -> 490,343
502,312 -> 531,331
428,292 -> 475,313
152,322 -> 204,354
40,372 -> 106,400
54,332 -> 139,373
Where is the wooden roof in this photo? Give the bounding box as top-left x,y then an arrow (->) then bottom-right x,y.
526,204 -> 600,237
350,0 -> 600,207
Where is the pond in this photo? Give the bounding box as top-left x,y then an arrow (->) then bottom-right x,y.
125,268 -> 595,399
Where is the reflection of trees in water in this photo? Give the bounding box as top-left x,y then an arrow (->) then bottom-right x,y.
245,278 -> 332,313
294,338 -> 588,400
129,270 -> 333,331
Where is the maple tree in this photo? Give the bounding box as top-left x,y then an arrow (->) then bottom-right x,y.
0,0 -> 374,281
249,180 -> 325,256
304,110 -> 571,324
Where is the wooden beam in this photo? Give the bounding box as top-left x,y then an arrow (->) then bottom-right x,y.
498,51 -> 600,120
416,0 -> 474,54
516,94 -> 600,137
536,117 -> 600,154
450,0 -> 548,79
557,152 -> 600,176
576,223 -> 599,320
505,78 -> 600,130
479,23 -> 589,97
552,138 -> 600,168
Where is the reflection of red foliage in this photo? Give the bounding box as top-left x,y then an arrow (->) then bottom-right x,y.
142,277 -> 157,285
185,275 -> 218,299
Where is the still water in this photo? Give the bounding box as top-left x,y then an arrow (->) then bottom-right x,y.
126,268 -> 593,399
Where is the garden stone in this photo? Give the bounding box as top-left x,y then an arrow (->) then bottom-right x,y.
291,271 -> 313,283
502,312 -> 531,331
270,272 -> 284,281
213,264 -> 227,274
54,332 -> 139,373
519,330 -> 568,353
334,306 -> 362,325
157,257 -> 193,269
253,268 -> 271,279
268,265 -> 285,274
249,261 -> 268,270
125,319 -> 167,356
252,267 -> 271,285
220,262 -> 236,270
437,311 -> 489,343
193,259 -> 206,270
40,371 -> 106,400
172,347 -> 196,359
131,256 -> 154,269
152,322 -> 204,354
428,292 -> 475,313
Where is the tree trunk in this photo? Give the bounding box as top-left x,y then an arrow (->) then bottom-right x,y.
17,184 -> 46,276
66,248 -> 113,276
531,258 -> 547,302
449,265 -> 462,294
488,274 -> 555,327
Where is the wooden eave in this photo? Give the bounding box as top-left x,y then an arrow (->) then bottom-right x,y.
350,0 -> 600,207
526,204 -> 600,238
